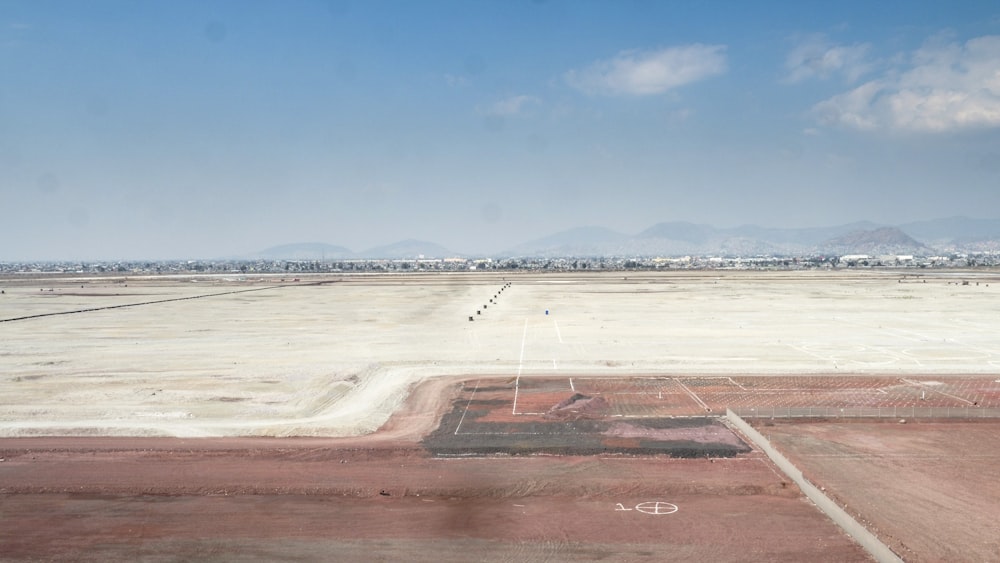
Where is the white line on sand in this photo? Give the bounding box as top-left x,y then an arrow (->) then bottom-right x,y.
553,320 -> 563,343
902,378 -> 975,405
727,376 -> 748,390
569,378 -> 575,392
454,380 -> 480,435
785,342 -> 834,362
512,318 -> 528,415
674,378 -> 711,412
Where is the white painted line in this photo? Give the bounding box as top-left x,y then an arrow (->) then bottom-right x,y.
553,359 -> 558,370
634,501 -> 678,515
674,378 -> 711,412
569,378 -> 575,392
785,342 -> 835,362
454,380 -> 480,435
553,320 -> 563,343
512,318 -> 528,415
902,378 -> 975,405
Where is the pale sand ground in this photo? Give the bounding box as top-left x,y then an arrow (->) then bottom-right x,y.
1,270 -> 998,437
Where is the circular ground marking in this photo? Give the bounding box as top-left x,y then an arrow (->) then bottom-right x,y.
634,501 -> 678,515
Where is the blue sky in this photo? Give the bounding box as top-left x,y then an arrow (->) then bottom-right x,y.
2,0 -> 1000,259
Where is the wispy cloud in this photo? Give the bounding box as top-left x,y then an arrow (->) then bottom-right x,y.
480,95 -> 541,117
565,44 -> 727,96
814,35 -> 1000,132
784,34 -> 872,83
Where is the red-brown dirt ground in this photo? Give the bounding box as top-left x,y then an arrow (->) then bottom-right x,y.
0,455 -> 867,562
0,376 -> 877,562
760,419 -> 1000,562
8,373 -> 996,560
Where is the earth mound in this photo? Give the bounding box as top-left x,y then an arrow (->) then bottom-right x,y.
545,393 -> 609,419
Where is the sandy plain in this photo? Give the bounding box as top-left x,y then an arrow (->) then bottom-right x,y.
2,270 -> 999,438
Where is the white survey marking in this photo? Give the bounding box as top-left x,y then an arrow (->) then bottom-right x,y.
635,501 -> 679,515
454,380 -> 480,435
616,502 -> 679,515
512,318 -> 528,415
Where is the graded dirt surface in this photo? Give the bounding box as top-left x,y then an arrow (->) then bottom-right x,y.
1,375 -> 869,561
0,420 -> 868,561
761,419 -> 1000,562
423,378 -> 753,457
3,270 -> 1000,560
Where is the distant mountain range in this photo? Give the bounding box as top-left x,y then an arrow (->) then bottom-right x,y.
252,217 -> 1000,260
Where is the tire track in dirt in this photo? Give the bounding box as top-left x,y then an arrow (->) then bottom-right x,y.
0,281 -> 336,324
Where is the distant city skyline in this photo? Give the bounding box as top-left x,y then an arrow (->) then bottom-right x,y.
3,1 -> 1000,260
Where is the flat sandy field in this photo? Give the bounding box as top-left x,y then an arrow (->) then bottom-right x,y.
2,269 -> 999,437
2,269 -> 999,560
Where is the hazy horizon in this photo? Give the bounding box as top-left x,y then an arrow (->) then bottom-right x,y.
4,1 -> 1000,260
4,215 -> 998,262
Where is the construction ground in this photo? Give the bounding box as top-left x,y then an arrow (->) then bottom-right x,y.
2,270 -> 999,560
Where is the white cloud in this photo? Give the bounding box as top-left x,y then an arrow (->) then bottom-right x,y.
814,35 -> 1000,132
565,44 -> 727,96
785,34 -> 872,83
814,80 -> 884,130
481,95 -> 541,116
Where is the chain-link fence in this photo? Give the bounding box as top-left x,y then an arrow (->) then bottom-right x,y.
729,406 -> 1000,419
